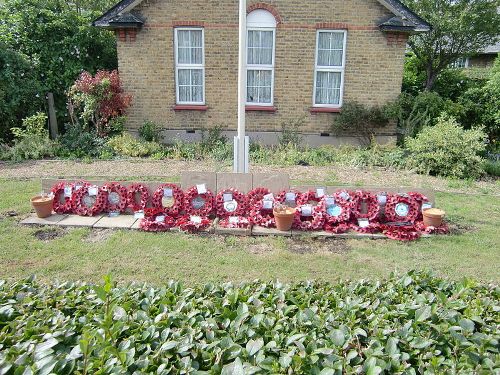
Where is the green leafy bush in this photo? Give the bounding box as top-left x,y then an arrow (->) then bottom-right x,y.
483,159 -> 500,177
406,115 -> 487,179
10,112 -> 48,139
57,123 -> 108,159
0,271 -> 498,374
139,120 -> 163,142
278,117 -> 305,148
107,133 -> 163,157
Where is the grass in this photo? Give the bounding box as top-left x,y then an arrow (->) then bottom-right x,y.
0,177 -> 499,284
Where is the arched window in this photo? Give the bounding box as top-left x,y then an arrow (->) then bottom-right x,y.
246,9 -> 276,106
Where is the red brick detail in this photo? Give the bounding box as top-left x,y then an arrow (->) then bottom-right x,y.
310,107 -> 342,113
316,22 -> 349,30
247,3 -> 282,25
246,105 -> 277,112
172,21 -> 206,27
129,29 -> 137,42
386,32 -> 408,46
173,105 -> 208,111
117,29 -> 127,42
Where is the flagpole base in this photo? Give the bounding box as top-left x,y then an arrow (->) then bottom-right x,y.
233,136 -> 249,173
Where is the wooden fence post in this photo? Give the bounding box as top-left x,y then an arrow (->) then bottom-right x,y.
47,92 -> 58,139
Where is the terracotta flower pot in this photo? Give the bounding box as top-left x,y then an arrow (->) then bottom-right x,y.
273,207 -> 295,231
31,195 -> 54,218
423,208 -> 445,228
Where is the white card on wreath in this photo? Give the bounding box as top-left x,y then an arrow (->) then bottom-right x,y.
316,188 -> 325,198
134,211 -> 145,219
229,216 -> 240,224
163,188 -> 173,197
422,202 -> 432,211
285,192 -> 296,201
262,200 -> 273,209
301,205 -> 313,216
263,193 -> 274,201
191,215 -> 202,224
196,184 -> 207,194
155,215 -> 165,222
64,186 -> 73,198
75,184 -> 83,191
325,196 -> 335,206
88,186 -> 98,196
358,218 -> 370,228
223,193 -> 233,202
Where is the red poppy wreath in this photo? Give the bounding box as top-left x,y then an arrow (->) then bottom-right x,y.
184,186 -> 214,217
176,215 -> 211,233
351,190 -> 380,221
152,183 -> 185,217
383,224 -> 422,241
72,184 -> 107,216
127,183 -> 150,212
293,190 -> 325,230
215,188 -> 248,218
218,216 -> 251,229
384,194 -> 420,224
139,208 -> 176,232
51,181 -> 86,214
102,182 -> 128,213
249,196 -> 276,228
319,193 -> 352,225
246,187 -> 271,207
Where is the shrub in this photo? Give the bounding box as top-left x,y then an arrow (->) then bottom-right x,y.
483,159 -> 500,177
58,123 -> 108,159
107,133 -> 163,157
200,125 -> 227,152
406,115 -> 487,179
0,136 -> 58,162
278,117 -> 304,147
10,112 -> 48,139
0,271 -> 498,373
331,102 -> 392,147
139,120 -> 162,142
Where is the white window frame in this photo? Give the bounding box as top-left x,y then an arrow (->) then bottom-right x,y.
313,29 -> 347,108
246,27 -> 276,106
174,27 -> 205,105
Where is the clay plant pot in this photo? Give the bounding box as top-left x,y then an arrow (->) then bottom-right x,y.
31,195 -> 54,218
423,208 -> 445,228
273,207 -> 295,231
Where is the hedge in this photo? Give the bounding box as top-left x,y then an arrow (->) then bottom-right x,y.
0,271 -> 498,374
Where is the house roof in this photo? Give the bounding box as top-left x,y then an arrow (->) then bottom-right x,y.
482,41 -> 500,54
93,0 -> 431,32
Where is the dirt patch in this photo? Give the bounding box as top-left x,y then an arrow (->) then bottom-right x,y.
247,242 -> 276,255
83,228 -> 114,243
285,237 -> 350,255
447,222 -> 476,236
33,227 -> 66,242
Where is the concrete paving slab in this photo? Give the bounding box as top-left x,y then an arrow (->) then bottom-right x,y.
57,214 -> 104,227
252,173 -> 289,194
252,225 -> 291,237
215,225 -> 252,236
21,214 -> 67,225
216,173 -> 253,193
94,215 -> 138,229
181,172 -> 217,193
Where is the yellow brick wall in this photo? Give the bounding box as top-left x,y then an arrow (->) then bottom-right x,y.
117,0 -> 406,135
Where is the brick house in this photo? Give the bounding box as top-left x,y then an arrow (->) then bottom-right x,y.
94,0 -> 430,145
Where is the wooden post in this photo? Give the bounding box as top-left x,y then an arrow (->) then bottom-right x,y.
47,92 -> 58,139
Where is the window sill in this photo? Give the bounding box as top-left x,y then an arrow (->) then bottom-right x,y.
173,105 -> 208,111
310,107 -> 341,113
245,105 -> 277,112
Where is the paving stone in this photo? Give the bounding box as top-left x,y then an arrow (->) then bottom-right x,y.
21,214 -> 67,225
215,225 -> 252,236
94,215 -> 138,229
252,225 -> 291,237
252,173 -> 289,194
57,214 -> 104,227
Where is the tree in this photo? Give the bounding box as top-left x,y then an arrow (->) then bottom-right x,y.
403,0 -> 500,90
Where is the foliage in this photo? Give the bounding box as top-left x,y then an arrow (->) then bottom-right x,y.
68,70 -> 132,136
0,271 -> 498,373
0,43 -> 44,141
402,0 -> 500,90
278,117 -> 305,148
139,120 -> 163,142
406,115 -> 487,179
57,123 -> 108,159
0,0 -> 118,125
10,112 -> 48,139
107,133 -> 163,158
331,102 -> 392,147
483,159 -> 500,177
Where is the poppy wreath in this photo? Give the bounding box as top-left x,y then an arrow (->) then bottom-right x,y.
249,199 -> 276,228
415,221 -> 450,235
384,194 -> 420,224
293,191 -> 325,230
246,187 -> 271,207
324,222 -> 351,234
139,208 -> 176,232
351,191 -> 380,221
176,215 -> 212,233
152,183 -> 185,217
318,194 -> 352,225
72,184 -> 107,216
51,181 -> 83,214
184,186 -> 215,217
218,216 -> 251,229
383,224 -> 422,241
408,191 -> 429,221
275,189 -> 301,205
351,222 -> 383,234
127,183 -> 150,212
102,182 -> 128,213
215,188 -> 248,218
332,189 -> 354,204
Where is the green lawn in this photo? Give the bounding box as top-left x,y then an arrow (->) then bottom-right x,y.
0,178 -> 499,284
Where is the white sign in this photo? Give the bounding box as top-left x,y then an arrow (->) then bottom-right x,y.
163,188 -> 173,197
339,191 -> 350,200
155,215 -> 165,223
224,200 -> 238,213
395,203 -> 410,217
422,202 -> 432,211
88,186 -> 98,196
134,211 -> 145,219
64,186 -> 72,198
223,193 -> 233,202
325,196 -> 336,206
75,184 -> 83,191
358,218 -> 370,228
229,216 -> 240,224
301,205 -> 313,216
196,184 -> 207,194
377,194 -> 387,205
190,215 -> 202,224
285,192 -> 296,202
262,200 -> 273,209
108,211 -> 119,218
316,188 -> 325,198
263,193 -> 274,201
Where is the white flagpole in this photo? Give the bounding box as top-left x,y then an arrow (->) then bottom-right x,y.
235,0 -> 248,173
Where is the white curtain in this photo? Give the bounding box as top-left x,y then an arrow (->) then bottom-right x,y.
247,70 -> 272,103
178,69 -> 203,102
315,71 -> 341,105
247,30 -> 273,65
177,30 -> 203,64
317,32 -> 344,67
